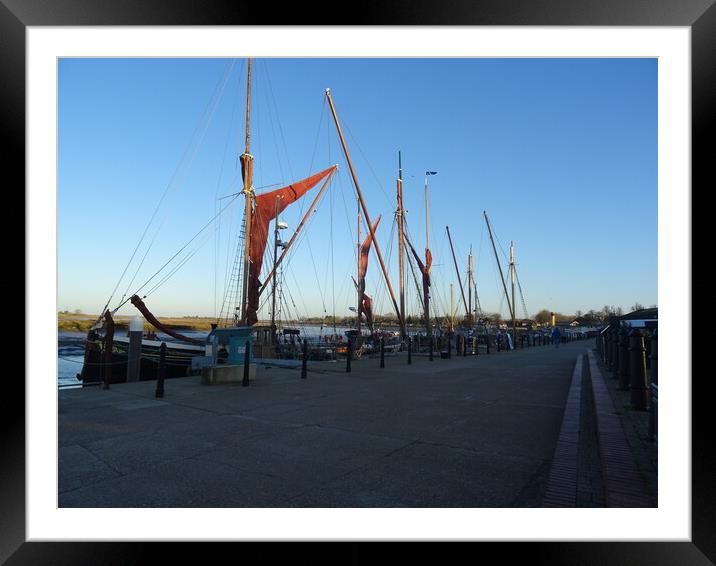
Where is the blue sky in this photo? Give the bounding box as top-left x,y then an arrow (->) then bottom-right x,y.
58,57 -> 657,319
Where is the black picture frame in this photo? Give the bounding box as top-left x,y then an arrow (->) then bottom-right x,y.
6,0 -> 708,563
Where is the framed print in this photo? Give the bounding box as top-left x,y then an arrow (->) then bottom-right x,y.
7,0 -> 710,563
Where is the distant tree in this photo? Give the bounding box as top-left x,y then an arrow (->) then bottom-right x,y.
73,308 -> 82,315
534,309 -> 551,324
575,310 -> 583,319
630,302 -> 645,312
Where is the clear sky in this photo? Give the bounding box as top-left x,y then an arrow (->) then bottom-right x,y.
58,57 -> 657,320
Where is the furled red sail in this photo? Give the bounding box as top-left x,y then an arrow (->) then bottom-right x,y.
356,216 -> 381,333
245,165 -> 337,325
405,237 -> 432,292
130,295 -> 205,345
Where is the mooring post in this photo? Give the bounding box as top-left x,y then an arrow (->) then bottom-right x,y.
155,342 -> 166,398
380,337 -> 385,368
610,326 -> 619,371
102,312 -> 115,390
301,338 -> 308,379
346,339 -> 352,373
242,341 -> 250,387
629,329 -> 648,410
618,327 -> 630,389
648,329 -> 658,441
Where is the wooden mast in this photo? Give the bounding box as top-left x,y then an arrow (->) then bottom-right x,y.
510,241 -> 516,346
468,248 -> 473,325
356,197 -> 361,334
446,225 -> 469,320
324,89 -> 403,330
239,57 -> 254,325
423,173 -> 432,337
484,210 -> 514,323
396,151 -> 406,339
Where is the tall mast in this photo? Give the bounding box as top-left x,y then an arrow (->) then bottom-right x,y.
396,151 -> 406,339
484,211 -> 514,322
468,248 -> 473,325
325,89 -> 403,329
423,171 -> 435,336
356,199 -> 361,333
510,241 -> 516,343
239,57 -> 254,325
446,225 -> 469,320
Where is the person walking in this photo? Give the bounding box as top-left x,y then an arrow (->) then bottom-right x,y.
551,326 -> 561,348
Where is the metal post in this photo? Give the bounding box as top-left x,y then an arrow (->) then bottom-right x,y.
408,336 -> 412,365
155,342 -> 166,398
629,329 -> 648,410
380,337 -> 385,368
617,327 -> 630,389
126,316 -> 143,382
242,341 -> 250,387
346,339 -> 352,373
301,339 -> 308,379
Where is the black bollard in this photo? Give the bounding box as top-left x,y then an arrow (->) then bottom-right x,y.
617,327 -> 630,389
346,340 -> 352,373
429,335 -> 434,361
610,327 -> 619,371
380,337 -> 385,368
242,341 -> 250,387
155,342 -> 166,398
648,329 -> 658,441
408,336 -> 412,365
301,339 -> 308,379
629,329 -> 648,411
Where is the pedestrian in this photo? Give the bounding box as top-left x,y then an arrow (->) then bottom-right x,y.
551,326 -> 561,348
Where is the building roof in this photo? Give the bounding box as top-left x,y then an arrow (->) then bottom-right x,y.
619,308 -> 658,321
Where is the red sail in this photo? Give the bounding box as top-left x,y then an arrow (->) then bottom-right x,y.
357,216 -> 381,333
130,295 -> 204,345
246,165 -> 337,325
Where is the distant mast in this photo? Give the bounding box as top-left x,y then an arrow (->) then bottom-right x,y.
510,241 -> 516,343
446,225 -> 469,323
484,210 -> 514,325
